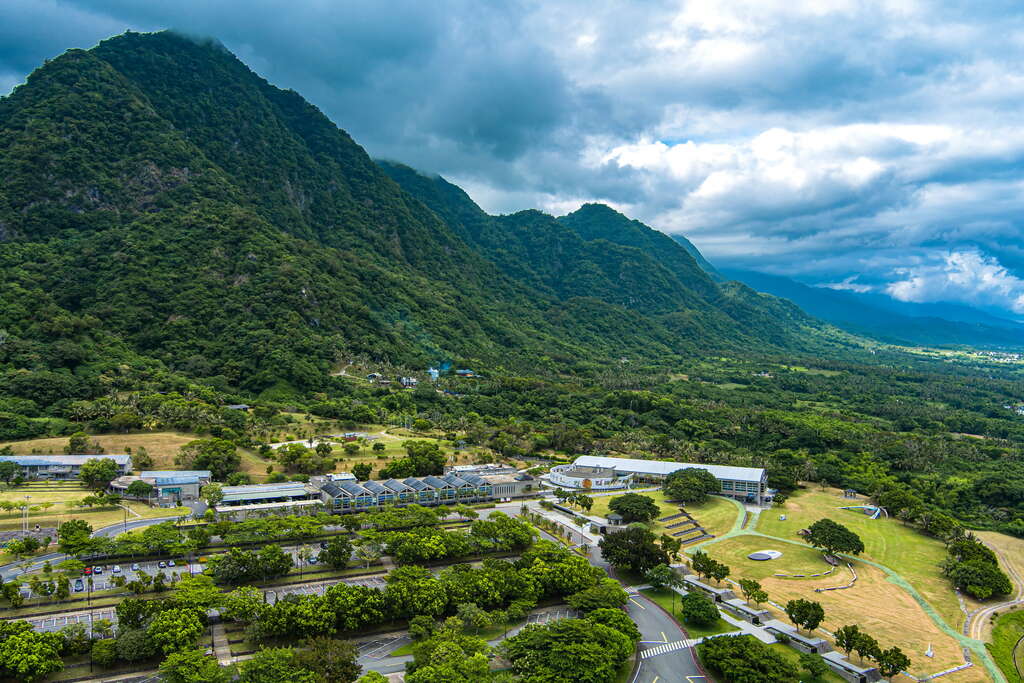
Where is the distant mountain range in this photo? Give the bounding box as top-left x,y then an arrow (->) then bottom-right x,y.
715,266 -> 1024,350
0,30 -> 848,398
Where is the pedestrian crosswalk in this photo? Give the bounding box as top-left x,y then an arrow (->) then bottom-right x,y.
640,640 -> 689,659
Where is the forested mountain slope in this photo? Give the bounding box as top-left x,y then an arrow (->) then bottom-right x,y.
0,31 -> 836,411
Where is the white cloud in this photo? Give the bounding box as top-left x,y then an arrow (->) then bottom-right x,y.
886,250 -> 1024,313
822,276 -> 874,293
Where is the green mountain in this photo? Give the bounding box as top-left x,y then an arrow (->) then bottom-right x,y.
0,30 -> 835,407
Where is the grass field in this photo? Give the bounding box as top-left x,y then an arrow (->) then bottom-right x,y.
701,534 -> 833,582
756,487 -> 972,630
589,490 -> 740,540
987,610 -> 1024,682
0,482 -> 189,533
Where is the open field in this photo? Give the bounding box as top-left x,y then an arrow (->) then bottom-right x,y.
0,482 -> 188,532
589,490 -> 740,540
987,610 -> 1024,682
757,487 -> 974,629
701,534 -> 837,582
700,533 -> 987,681
975,531 -> 1024,642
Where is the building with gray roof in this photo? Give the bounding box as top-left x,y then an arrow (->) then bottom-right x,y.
568,455 -> 768,505
0,454 -> 132,481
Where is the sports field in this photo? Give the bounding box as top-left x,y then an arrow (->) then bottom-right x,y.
987,610 -> 1024,682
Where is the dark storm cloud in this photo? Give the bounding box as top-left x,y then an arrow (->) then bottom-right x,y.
5,1 -> 1024,314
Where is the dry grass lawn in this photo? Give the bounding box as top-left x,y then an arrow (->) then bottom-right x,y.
757,487 -> 974,629
729,552 -> 986,681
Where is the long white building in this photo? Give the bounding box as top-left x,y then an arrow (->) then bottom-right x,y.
566,455 -> 768,505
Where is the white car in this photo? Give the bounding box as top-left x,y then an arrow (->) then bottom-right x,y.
167,560 -> 176,567
112,565 -> 122,574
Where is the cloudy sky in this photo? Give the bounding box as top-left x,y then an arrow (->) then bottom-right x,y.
5,1 -> 1024,317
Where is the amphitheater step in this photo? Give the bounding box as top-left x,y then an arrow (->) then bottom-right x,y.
659,512 -> 688,523
672,527 -> 706,539
666,520 -> 698,530
680,533 -> 715,545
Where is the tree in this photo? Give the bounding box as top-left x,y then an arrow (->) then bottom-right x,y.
785,598 -> 825,633
877,646 -> 911,678
800,652 -> 830,680
352,463 -> 372,481
116,628 -> 156,662
146,607 -> 205,655
805,518 -> 865,557
78,457 -> 118,490
159,648 -> 230,683
177,439 -> 241,481
222,586 -> 267,624
355,542 -> 383,569
321,536 -> 353,569
315,442 -> 334,457
598,526 -> 669,575
586,608 -> 641,642
408,614 -> 435,641
500,619 -> 632,683
65,431 -> 103,455
738,578 -> 767,606
91,638 -> 117,668
294,636 -> 362,683
681,591 -> 719,626
0,461 -> 17,485
833,625 -> 860,657
58,518 -> 93,555
566,578 -> 629,612
697,634 -> 800,682
356,673 -> 388,683
456,603 -> 492,634
173,575 -> 223,611
238,647 -> 318,683
372,442 -> 386,453
853,631 -> 881,663
126,479 -> 155,499
133,446 -> 154,470
201,483 -> 224,507
645,564 -> 680,591
664,468 -> 720,504
608,493 -> 660,523
0,625 -> 64,683
343,443 -> 361,457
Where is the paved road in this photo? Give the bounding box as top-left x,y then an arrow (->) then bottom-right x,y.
0,514 -> 190,581
510,501 -> 706,682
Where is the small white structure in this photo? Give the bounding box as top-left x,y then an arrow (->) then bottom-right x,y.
547,464 -> 631,490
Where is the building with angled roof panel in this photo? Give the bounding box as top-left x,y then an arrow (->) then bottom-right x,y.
0,454 -> 132,481
564,455 -> 768,505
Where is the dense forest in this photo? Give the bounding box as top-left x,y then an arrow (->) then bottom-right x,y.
2,31 -> 1024,535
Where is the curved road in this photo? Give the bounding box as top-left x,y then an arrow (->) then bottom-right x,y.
495,501 -> 706,682
0,514 -> 189,580
966,541 -> 1024,641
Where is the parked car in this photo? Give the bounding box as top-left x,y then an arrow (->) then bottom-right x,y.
308,555 -> 318,565
319,541 -> 329,550
93,566 -> 103,575
167,560 -> 176,567
130,563 -> 140,571
158,561 -> 167,569
83,567 -> 92,576
112,565 -> 122,574
73,579 -> 84,592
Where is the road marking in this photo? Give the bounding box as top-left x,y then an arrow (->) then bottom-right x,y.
685,677 -> 708,682
640,641 -> 688,659
652,677 -> 659,683
629,598 -> 646,609
660,631 -> 666,643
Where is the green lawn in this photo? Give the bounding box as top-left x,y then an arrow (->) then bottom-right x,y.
698,534 -> 831,581
987,610 -> 1024,681
589,490 -> 740,540
639,587 -> 738,639
756,487 -> 964,628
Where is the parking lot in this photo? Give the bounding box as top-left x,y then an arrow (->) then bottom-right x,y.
25,608 -> 118,633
